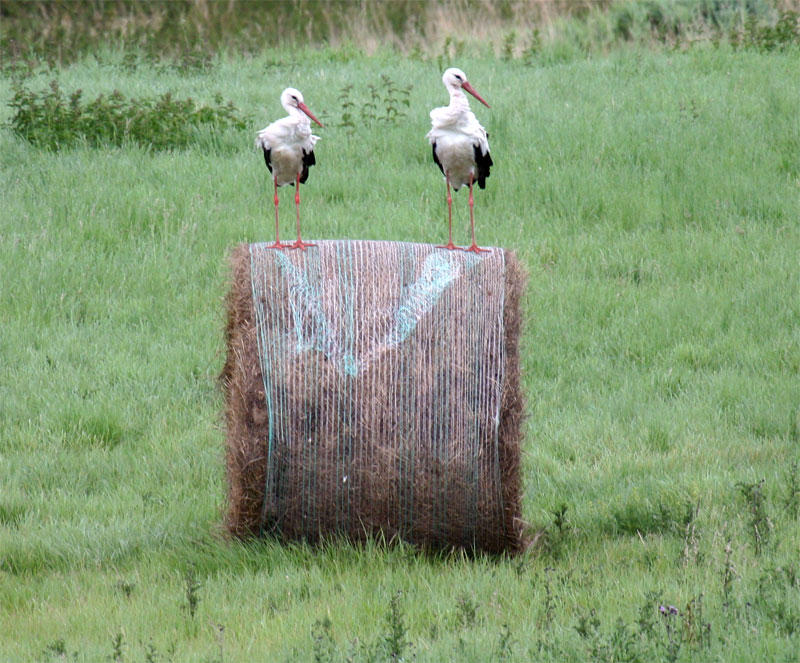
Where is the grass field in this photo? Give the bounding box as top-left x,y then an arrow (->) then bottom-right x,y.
1,37 -> 799,662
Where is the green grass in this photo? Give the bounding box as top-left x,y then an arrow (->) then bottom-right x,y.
2,43 -> 800,661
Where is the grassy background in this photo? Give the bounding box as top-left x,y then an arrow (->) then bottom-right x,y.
2,5 -> 800,661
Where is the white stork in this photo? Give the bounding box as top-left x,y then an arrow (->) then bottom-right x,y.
427,68 -> 493,253
255,87 -> 323,250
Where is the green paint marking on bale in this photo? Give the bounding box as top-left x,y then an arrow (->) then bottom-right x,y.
223,240 -> 526,554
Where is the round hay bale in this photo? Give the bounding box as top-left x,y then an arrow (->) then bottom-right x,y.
221,240 -> 525,554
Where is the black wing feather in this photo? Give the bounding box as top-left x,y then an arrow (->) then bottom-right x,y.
262,147 -> 273,174
473,144 -> 493,189
431,142 -> 445,176
299,149 -> 316,184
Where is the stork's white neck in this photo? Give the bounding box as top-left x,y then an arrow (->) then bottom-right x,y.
447,88 -> 471,112
282,104 -> 310,125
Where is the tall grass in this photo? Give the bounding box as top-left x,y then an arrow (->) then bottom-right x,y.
1,35 -> 799,663
2,0 -> 797,68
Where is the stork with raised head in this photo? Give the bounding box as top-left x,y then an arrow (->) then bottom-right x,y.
255,87 -> 323,250
427,67 -> 493,253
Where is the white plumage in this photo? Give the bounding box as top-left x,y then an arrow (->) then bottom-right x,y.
427,69 -> 492,190
256,87 -> 323,250
427,68 -> 493,253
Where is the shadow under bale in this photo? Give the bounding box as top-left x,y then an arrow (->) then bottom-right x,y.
222,240 -> 526,555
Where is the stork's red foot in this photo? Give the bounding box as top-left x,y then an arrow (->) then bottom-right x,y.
289,239 -> 317,250
462,242 -> 491,254
436,242 -> 460,251
265,241 -> 292,250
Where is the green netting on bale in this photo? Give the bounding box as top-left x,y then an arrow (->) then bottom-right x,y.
223,240 -> 525,554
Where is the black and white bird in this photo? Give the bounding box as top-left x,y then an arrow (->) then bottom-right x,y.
426,68 -> 493,253
255,87 -> 323,250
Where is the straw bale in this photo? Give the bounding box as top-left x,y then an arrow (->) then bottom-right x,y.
221,240 -> 526,554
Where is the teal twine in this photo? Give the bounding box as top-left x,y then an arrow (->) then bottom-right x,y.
493,250 -> 508,543
249,244 -> 276,536
334,241 -> 350,526
386,251 -> 460,348
466,256 -> 481,547
399,242 -> 419,537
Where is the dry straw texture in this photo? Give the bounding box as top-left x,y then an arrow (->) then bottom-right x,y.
222,240 -> 525,554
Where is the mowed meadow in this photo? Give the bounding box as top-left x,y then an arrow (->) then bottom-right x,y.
2,8 -> 800,662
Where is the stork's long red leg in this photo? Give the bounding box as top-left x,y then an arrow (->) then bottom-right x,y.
290,173 -> 316,250
266,176 -> 290,250
436,171 -> 458,251
463,173 -> 490,254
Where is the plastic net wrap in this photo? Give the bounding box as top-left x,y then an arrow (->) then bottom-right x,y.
222,240 -> 525,554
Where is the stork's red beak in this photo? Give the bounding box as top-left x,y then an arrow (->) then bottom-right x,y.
298,101 -> 324,127
462,81 -> 490,109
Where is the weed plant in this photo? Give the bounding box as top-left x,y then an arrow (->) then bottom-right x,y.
8,80 -> 248,151
730,8 -> 800,51
337,75 -> 411,131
